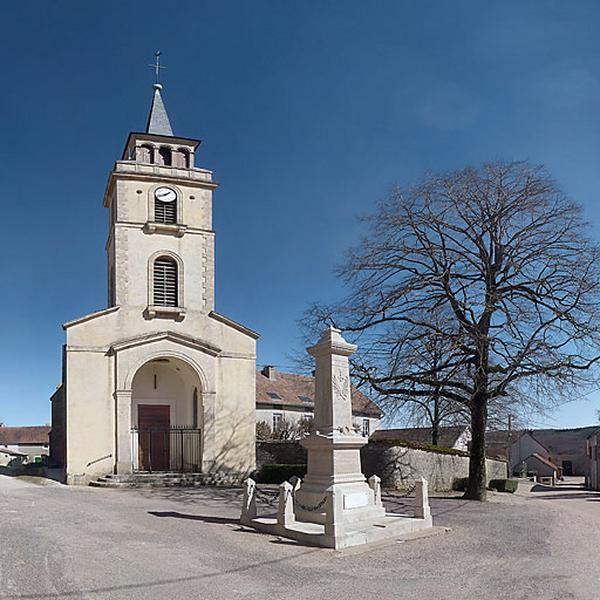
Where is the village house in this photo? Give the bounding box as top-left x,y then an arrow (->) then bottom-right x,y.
586,429 -> 600,490
50,82 -> 258,484
486,427 -> 593,477
255,366 -> 383,437
0,426 -> 50,464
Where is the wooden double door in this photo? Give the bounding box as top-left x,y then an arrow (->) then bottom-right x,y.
138,404 -> 171,471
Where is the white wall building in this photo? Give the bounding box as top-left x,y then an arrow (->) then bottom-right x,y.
587,430 -> 600,490
256,366 -> 383,437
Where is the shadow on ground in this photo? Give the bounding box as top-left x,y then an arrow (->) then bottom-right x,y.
148,510 -> 239,524
529,483 -> 600,502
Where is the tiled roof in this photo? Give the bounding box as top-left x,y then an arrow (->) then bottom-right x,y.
371,425 -> 468,448
527,452 -> 559,471
256,369 -> 383,418
0,426 -> 50,445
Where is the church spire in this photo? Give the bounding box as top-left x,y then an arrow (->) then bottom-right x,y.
145,52 -> 173,136
146,83 -> 174,136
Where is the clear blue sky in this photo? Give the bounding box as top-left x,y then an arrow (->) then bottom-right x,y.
2,1 -> 600,429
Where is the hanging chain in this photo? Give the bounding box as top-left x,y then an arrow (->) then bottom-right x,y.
294,495 -> 328,513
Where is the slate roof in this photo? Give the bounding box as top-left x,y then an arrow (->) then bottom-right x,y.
0,426 -> 50,445
371,425 -> 469,448
146,84 -> 174,136
256,369 -> 383,418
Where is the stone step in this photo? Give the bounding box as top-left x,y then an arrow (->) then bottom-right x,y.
89,471 -> 242,489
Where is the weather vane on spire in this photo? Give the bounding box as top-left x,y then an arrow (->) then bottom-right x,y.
149,50 -> 166,85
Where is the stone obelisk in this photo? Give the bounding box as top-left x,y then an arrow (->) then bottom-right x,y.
294,327 -> 385,531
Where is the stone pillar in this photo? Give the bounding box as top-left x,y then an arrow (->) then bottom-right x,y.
368,474 -> 382,507
277,481 -> 295,529
241,478 -> 257,524
414,477 -> 431,519
201,391 -> 217,472
114,390 -> 133,474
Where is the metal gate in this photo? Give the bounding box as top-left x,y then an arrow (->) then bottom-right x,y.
131,427 -> 202,472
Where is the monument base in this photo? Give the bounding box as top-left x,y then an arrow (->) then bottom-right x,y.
242,512 -> 433,550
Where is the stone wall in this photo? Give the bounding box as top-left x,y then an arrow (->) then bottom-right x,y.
256,440 -> 508,492
361,442 -> 508,491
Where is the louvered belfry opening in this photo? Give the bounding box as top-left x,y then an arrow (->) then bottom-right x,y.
153,256 -> 178,307
155,198 -> 177,224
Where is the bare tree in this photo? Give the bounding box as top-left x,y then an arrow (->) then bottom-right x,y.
306,161 -> 600,500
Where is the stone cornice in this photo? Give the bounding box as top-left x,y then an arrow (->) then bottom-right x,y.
209,311 -> 260,340
103,164 -> 218,207
109,330 -> 222,357
63,306 -> 120,330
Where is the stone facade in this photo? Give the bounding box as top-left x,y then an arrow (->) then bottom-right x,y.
586,430 -> 600,490
51,85 -> 258,484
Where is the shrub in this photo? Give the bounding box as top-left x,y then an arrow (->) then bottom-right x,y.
489,479 -> 518,493
256,464 -> 307,484
452,477 -> 468,491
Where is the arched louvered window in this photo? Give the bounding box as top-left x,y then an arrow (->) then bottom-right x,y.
153,256 -> 178,307
155,197 -> 177,224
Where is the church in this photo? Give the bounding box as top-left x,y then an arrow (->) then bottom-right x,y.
50,79 -> 259,485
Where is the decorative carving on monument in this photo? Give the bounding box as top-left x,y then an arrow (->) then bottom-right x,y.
333,371 -> 350,401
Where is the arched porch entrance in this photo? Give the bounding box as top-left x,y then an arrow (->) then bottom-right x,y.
130,356 -> 203,472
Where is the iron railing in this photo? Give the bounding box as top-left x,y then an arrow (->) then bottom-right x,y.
131,427 -> 202,472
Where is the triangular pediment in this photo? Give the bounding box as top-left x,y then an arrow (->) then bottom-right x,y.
110,331 -> 221,357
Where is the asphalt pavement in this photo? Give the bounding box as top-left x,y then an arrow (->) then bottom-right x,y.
1,474 -> 599,600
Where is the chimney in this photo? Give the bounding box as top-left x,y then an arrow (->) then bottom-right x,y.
261,365 -> 276,380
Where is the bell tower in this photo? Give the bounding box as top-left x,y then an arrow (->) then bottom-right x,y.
103,78 -> 217,321
53,55 -> 258,486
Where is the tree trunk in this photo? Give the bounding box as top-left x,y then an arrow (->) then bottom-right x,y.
464,395 -> 487,501
431,392 -> 440,446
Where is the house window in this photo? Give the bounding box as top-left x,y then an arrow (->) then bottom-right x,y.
298,395 -> 312,403
155,197 -> 177,224
272,413 -> 283,432
153,256 -> 178,307
362,419 -> 370,437
267,392 -> 282,401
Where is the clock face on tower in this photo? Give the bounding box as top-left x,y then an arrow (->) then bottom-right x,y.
155,186 -> 177,203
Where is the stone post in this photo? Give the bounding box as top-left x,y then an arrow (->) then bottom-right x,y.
368,474 -> 382,507
114,390 -> 133,474
414,477 -> 431,519
277,481 -> 295,529
241,478 -> 257,524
